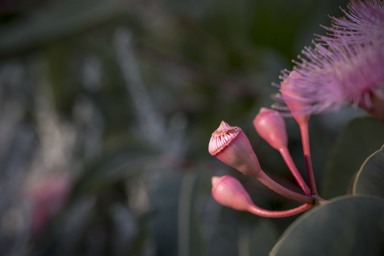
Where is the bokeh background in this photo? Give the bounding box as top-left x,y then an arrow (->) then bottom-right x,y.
0,0 -> 365,255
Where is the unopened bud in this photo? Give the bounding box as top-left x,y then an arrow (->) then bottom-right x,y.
211,175 -> 313,217
211,176 -> 254,211
253,108 -> 287,150
209,121 -> 261,176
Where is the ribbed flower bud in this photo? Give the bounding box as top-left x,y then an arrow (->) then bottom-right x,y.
211,175 -> 254,211
253,108 -> 287,151
281,71 -> 311,125
209,121 -> 261,176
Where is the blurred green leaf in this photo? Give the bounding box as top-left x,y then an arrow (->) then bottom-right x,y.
210,218 -> 238,256
149,173 -> 180,256
238,219 -> 279,256
178,170 -> 208,256
0,0 -> 125,58
70,145 -> 157,200
353,145 -> 384,199
321,116 -> 384,199
270,196 -> 384,256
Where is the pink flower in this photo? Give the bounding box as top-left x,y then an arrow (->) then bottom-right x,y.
322,0 -> 384,45
273,0 -> 384,119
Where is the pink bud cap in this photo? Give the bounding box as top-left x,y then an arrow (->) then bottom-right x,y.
253,108 -> 287,150
209,121 -> 261,176
281,71 -> 311,125
211,175 -> 254,211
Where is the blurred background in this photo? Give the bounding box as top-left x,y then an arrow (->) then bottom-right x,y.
0,0 -> 362,255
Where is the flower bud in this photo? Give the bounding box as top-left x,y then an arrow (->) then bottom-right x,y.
211,175 -> 254,211
209,121 -> 261,176
281,71 -> 311,125
253,108 -> 287,151
211,175 -> 313,217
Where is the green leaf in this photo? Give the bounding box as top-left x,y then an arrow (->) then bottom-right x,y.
177,170 -> 208,256
353,145 -> 384,199
70,144 -> 157,200
321,116 -> 384,199
149,171 -> 183,256
270,196 -> 384,256
238,219 -> 279,256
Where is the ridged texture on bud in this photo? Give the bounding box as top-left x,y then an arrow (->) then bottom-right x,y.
209,121 -> 261,176
253,108 -> 287,150
281,71 -> 311,125
211,175 -> 254,211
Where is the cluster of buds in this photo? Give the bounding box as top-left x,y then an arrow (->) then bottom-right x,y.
209,72 -> 325,218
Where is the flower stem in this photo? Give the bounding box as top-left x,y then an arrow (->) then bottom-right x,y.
247,203 -> 312,218
251,169 -> 315,205
279,147 -> 311,195
299,122 -> 318,195
317,197 -> 328,205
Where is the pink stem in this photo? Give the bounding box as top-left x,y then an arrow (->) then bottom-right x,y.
299,122 -> 318,195
247,203 -> 312,218
279,147 -> 311,195
251,170 -> 314,205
